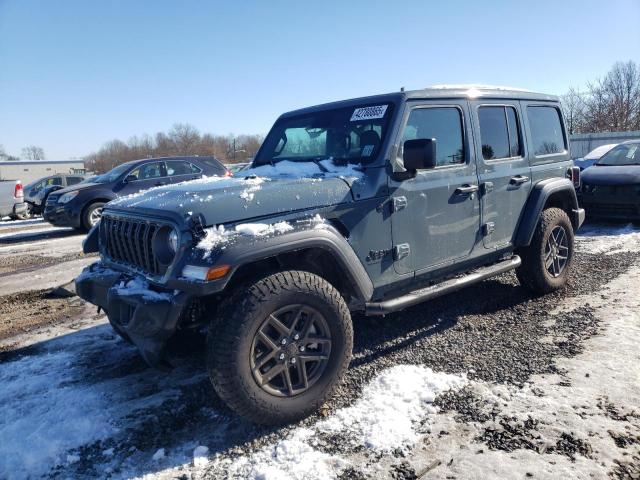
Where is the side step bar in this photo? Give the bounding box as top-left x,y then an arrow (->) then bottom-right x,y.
365,255 -> 521,316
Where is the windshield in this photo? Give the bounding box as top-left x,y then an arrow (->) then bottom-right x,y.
596,143 -> 640,166
92,163 -> 134,183
253,103 -> 394,167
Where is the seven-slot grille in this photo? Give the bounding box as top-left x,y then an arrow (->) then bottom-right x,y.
101,215 -> 163,275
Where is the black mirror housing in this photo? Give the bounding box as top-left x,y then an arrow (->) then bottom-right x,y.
403,138 -> 437,171
124,174 -> 137,183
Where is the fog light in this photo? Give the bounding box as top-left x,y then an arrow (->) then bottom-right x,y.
182,264 -> 231,281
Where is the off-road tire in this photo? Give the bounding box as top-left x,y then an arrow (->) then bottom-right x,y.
516,207 -> 574,294
81,201 -> 105,231
206,270 -> 352,425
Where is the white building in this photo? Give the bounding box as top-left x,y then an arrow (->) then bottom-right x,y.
0,160 -> 86,184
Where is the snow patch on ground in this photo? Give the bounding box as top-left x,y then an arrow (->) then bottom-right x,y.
410,263 -> 640,479
0,340 -> 117,478
323,366 -> 466,452
576,223 -> 640,255
207,366 -> 466,479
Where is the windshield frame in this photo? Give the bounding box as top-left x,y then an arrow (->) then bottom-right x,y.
253,100 -> 398,168
92,162 -> 136,184
595,142 -> 640,166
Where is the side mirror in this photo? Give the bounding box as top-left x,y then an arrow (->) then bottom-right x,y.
124,174 -> 137,183
403,138 -> 437,171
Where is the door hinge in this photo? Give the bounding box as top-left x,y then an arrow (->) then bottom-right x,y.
393,243 -> 411,260
481,182 -> 494,195
482,222 -> 495,236
392,196 -> 408,212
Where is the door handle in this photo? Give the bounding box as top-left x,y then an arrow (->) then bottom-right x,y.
155,181 -> 168,186
454,184 -> 479,195
509,175 -> 529,186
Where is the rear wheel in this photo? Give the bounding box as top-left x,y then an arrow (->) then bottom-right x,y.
81,202 -> 105,231
206,270 -> 352,425
516,207 -> 575,294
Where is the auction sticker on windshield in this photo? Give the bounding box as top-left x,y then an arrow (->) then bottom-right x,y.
351,105 -> 388,121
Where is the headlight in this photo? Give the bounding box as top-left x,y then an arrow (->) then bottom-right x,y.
153,226 -> 179,265
58,191 -> 79,204
168,229 -> 179,253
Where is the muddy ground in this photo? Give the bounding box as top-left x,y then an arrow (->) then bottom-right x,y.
0,220 -> 638,479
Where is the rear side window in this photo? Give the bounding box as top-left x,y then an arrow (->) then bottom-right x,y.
166,160 -> 193,176
130,162 -> 165,180
527,106 -> 566,156
478,106 -> 521,160
403,107 -> 465,166
66,176 -> 83,186
200,159 -> 227,175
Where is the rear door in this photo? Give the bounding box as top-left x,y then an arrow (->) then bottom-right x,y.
166,160 -> 201,184
388,100 -> 481,274
471,101 -> 531,249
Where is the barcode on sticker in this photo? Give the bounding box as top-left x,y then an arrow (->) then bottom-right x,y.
350,105 -> 388,122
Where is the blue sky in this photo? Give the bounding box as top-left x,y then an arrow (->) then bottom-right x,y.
1,0 -> 639,159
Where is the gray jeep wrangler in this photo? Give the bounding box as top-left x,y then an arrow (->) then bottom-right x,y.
77,85 -> 584,425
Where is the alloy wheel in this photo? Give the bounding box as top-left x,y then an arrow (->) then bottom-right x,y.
545,225 -> 569,277
89,207 -> 103,226
250,304 -> 332,397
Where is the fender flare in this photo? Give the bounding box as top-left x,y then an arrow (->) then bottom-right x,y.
191,224 -> 374,302
514,178 -> 580,247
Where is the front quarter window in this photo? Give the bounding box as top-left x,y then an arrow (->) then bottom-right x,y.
402,107 -> 465,166
254,103 -> 394,167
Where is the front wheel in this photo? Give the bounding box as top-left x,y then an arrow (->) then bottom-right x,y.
206,271 -> 353,425
81,202 -> 105,231
516,207 -> 575,294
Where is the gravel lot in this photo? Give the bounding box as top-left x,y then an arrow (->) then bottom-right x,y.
0,219 -> 638,479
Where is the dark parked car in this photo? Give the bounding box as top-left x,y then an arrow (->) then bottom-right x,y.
573,143 -> 617,171
579,140 -> 640,220
77,86 -> 584,424
44,156 -> 228,230
24,174 -> 88,216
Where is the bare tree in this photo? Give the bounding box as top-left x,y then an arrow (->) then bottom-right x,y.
168,123 -> 201,153
561,87 -> 586,134
564,61 -> 640,133
84,125 -> 264,173
601,61 -> 640,131
21,145 -> 46,160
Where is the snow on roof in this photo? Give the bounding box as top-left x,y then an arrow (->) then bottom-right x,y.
427,84 -> 533,92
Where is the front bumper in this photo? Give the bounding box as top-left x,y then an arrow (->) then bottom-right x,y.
43,202 -> 82,227
76,262 -> 191,366
579,194 -> 640,220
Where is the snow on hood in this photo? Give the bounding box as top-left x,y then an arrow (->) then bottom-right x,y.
107,160 -> 362,226
195,216 -> 324,259
581,165 -> 640,185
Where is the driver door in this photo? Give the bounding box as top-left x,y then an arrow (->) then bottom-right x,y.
119,161 -> 168,195
388,100 -> 481,275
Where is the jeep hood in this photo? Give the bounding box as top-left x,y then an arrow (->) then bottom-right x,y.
581,165 -> 640,185
107,174 -> 355,225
